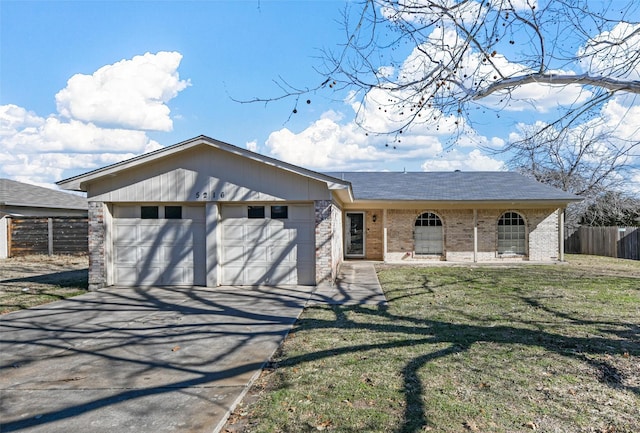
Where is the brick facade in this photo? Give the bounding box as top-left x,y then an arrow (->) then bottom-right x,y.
366,207 -> 560,262
85,201 -> 560,291
87,201 -> 106,290
364,209 -> 384,260
315,200 -> 342,283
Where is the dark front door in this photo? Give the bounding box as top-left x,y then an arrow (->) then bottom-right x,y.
345,212 -> 365,257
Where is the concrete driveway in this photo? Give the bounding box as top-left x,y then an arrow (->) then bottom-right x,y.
0,285 -> 313,433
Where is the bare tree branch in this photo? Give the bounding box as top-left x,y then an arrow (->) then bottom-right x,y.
474,73 -> 640,100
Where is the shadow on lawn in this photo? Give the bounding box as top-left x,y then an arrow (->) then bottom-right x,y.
279,273 -> 639,433
0,270 -> 637,433
0,269 -> 89,288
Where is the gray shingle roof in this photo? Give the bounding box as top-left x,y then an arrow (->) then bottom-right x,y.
0,179 -> 88,210
325,172 -> 581,202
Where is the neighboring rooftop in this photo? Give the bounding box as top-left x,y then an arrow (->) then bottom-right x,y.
325,171 -> 582,202
0,179 -> 88,210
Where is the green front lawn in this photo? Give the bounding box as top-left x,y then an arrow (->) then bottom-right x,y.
229,256 -> 640,433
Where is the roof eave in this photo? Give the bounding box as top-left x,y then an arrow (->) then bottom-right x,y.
0,202 -> 88,211
342,198 -> 582,209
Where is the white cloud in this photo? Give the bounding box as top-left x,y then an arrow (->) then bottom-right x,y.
245,140 -> 258,152
265,113 -> 446,171
2,115 -> 159,153
579,22 -> 640,80
0,105 -> 43,135
55,51 -> 190,131
266,117 -> 381,169
0,51 -> 188,187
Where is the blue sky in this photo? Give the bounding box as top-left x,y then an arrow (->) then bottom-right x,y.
2,1 -> 347,142
1,0 -> 639,189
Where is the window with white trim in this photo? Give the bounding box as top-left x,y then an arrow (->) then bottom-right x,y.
414,212 -> 443,255
497,212 -> 526,255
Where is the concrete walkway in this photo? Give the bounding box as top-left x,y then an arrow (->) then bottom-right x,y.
1,262 -> 385,433
309,261 -> 387,307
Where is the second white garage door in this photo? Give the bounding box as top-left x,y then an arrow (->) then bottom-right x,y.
221,204 -> 315,285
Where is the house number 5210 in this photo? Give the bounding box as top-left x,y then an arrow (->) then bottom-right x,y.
195,191 -> 225,199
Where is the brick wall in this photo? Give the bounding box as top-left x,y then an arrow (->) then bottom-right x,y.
365,207 -> 560,262
365,209 -> 384,260
386,210 -> 416,258
527,208 -> 559,261
315,200 -> 337,283
88,201 -> 106,291
330,203 -> 343,280
442,209 -> 474,261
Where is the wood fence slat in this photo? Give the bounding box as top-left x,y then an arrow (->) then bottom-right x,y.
566,226 -> 639,261
9,216 -> 88,257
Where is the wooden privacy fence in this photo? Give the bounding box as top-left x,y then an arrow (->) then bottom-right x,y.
7,217 -> 88,257
565,226 -> 639,261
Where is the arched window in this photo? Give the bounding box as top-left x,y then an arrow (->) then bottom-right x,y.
414,212 -> 443,255
497,212 -> 526,255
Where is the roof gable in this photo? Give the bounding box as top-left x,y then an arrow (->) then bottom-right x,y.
57,135 -> 351,194
82,144 -> 342,203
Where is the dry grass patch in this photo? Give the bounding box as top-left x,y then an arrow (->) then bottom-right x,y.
226,257 -> 640,433
0,255 -> 88,313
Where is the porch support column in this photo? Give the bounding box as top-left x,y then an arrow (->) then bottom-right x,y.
383,208 -> 388,262
473,209 -> 478,263
558,208 -> 565,262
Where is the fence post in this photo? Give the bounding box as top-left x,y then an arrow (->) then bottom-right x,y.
7,217 -> 12,258
48,217 -> 53,256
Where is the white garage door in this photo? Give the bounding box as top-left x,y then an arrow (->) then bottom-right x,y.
113,205 -> 206,286
221,204 -> 315,286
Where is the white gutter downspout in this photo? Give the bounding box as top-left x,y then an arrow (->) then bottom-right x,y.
383,208 -> 388,262
558,208 -> 565,262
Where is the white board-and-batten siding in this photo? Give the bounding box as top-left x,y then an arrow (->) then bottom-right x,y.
86,145 -> 331,203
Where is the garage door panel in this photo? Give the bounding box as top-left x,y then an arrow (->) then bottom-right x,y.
114,265 -> 138,285
221,266 -> 244,286
115,224 -> 137,242
162,246 -> 194,266
245,266 -> 271,285
269,244 -> 299,262
269,265 -> 295,285
221,204 -> 315,286
246,246 -> 268,262
113,207 -> 205,286
245,223 -> 270,243
162,266 -> 188,285
222,245 -> 245,264
138,245 -> 163,262
222,224 -> 244,241
115,246 -> 137,265
269,226 -> 294,243
116,265 -> 162,286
